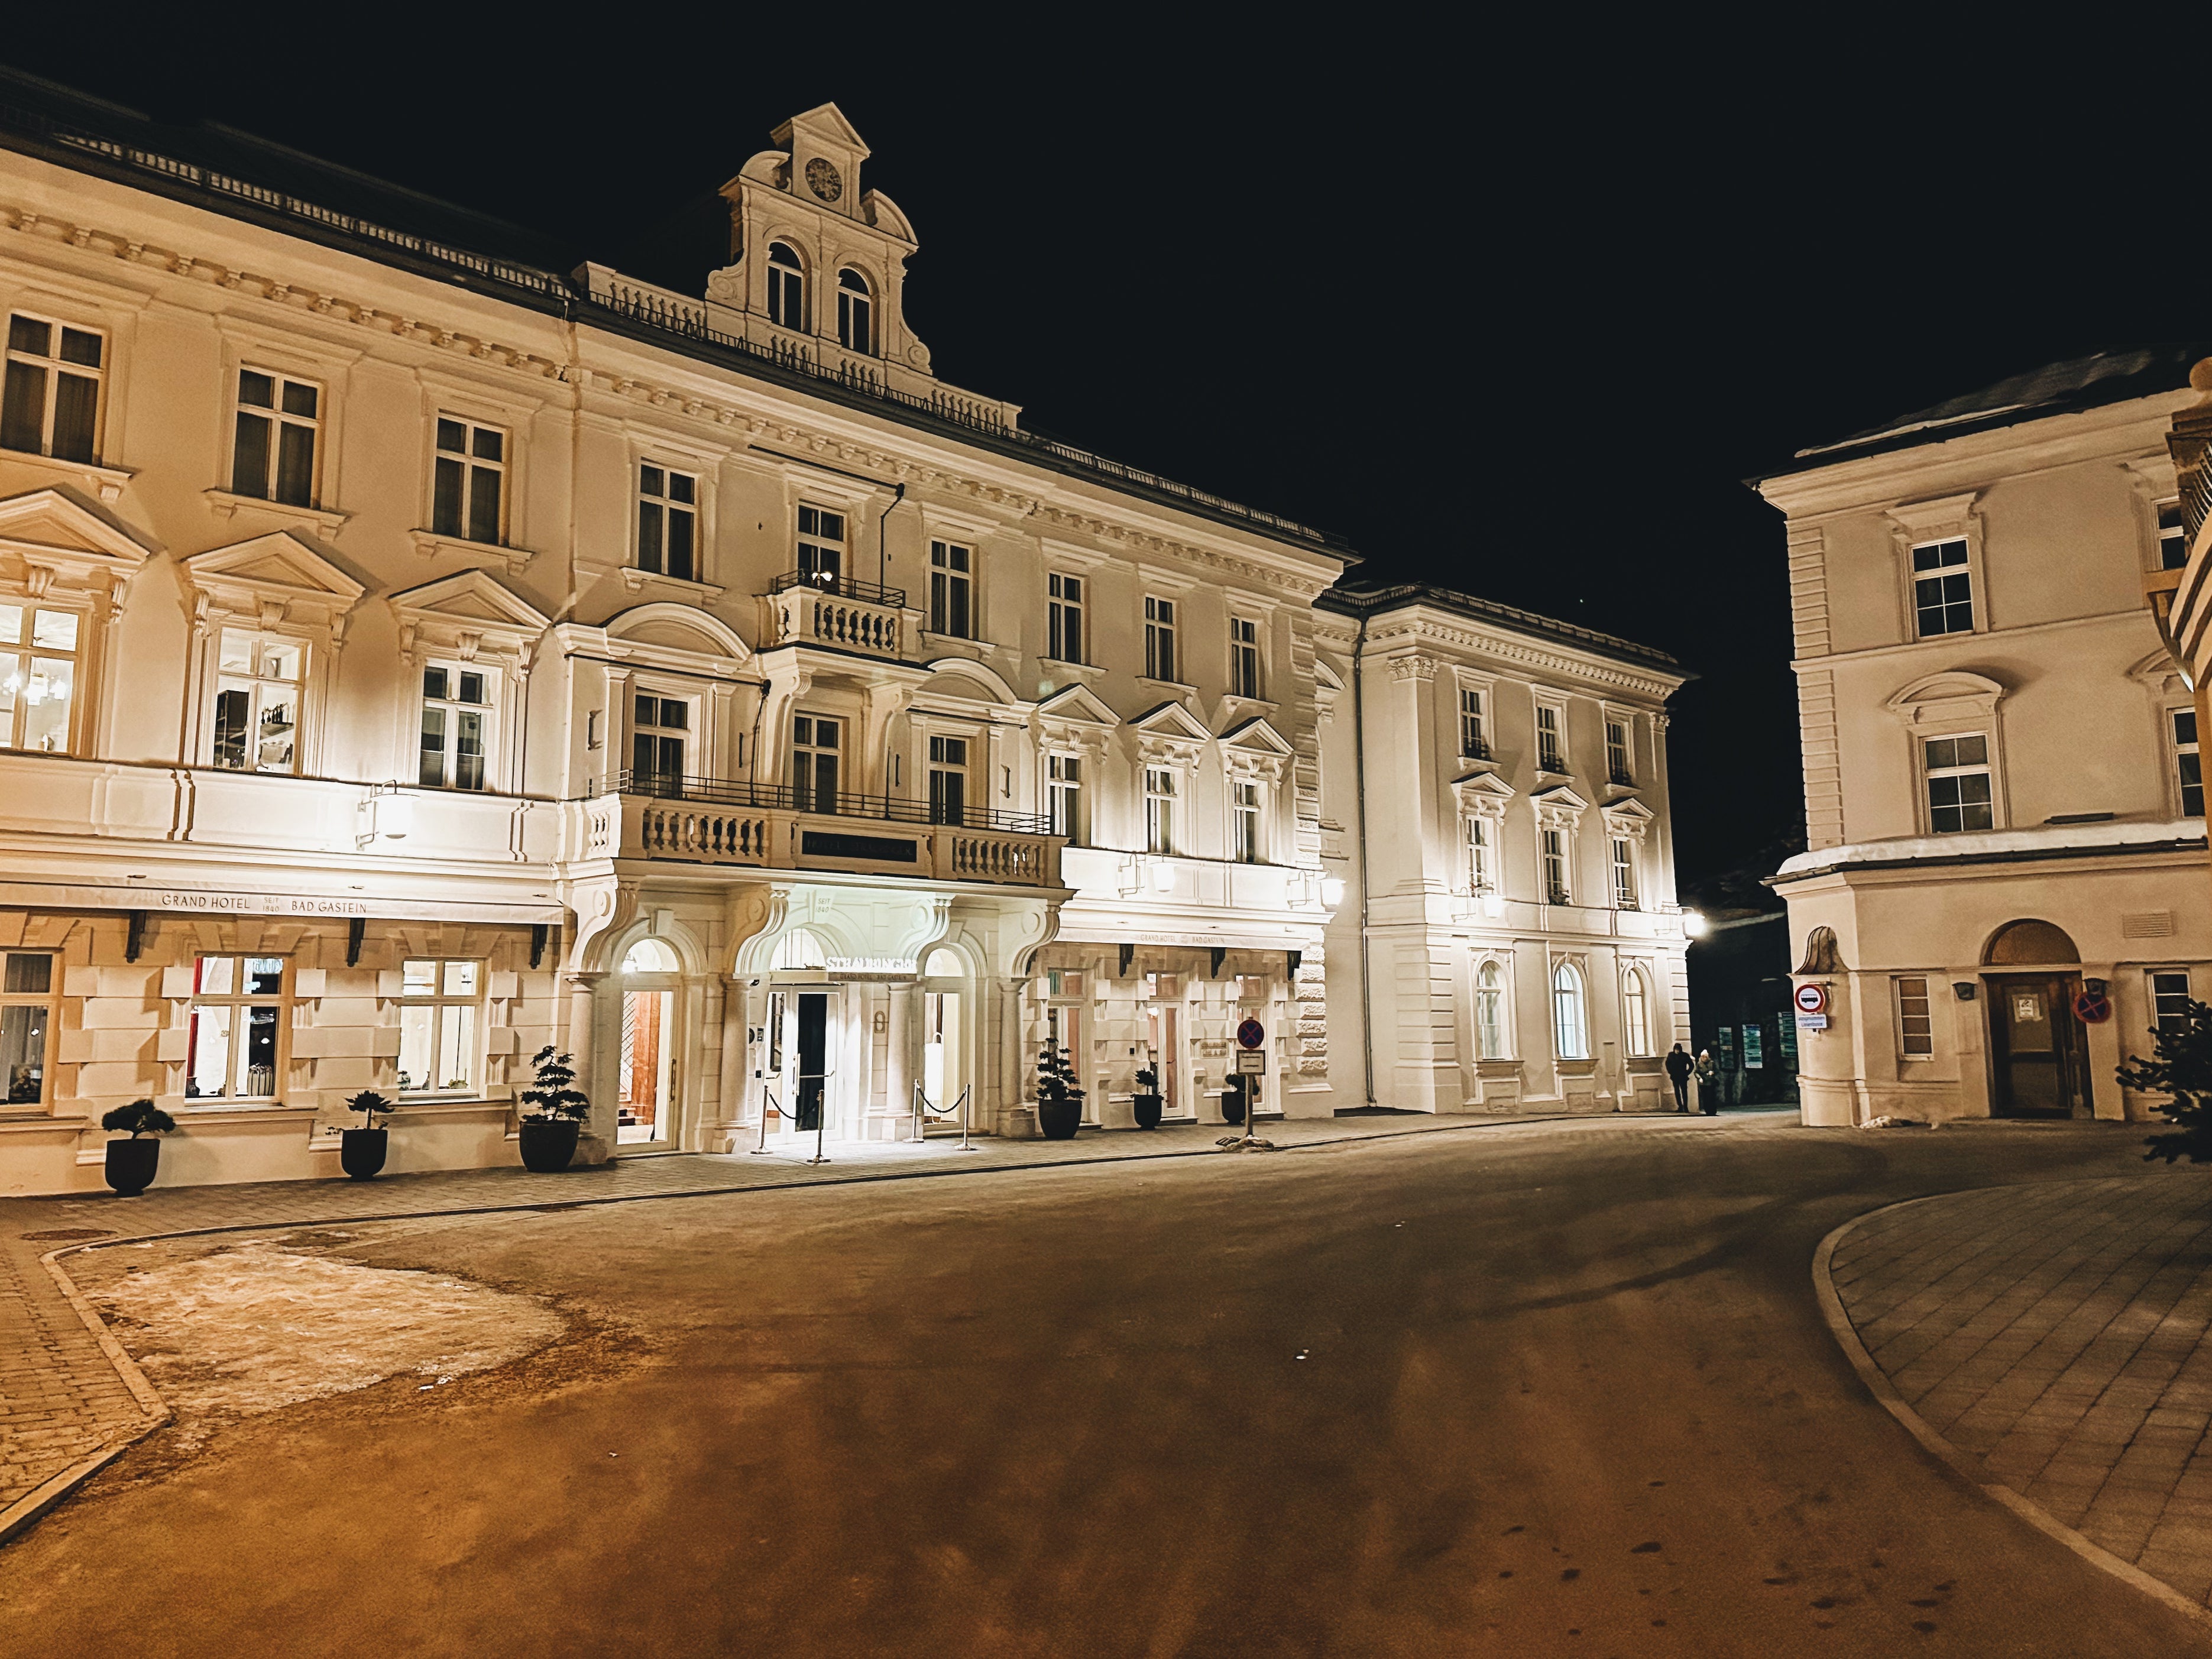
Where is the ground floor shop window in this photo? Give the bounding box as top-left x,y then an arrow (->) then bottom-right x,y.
1,950 -> 52,1103
187,955 -> 287,1099
396,958 -> 480,1093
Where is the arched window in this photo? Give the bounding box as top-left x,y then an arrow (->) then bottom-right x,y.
1622,966 -> 1652,1057
622,938 -> 679,974
767,242 -> 805,331
837,268 -> 873,355
922,947 -> 964,978
1552,961 -> 1588,1059
1476,960 -> 1508,1059
770,928 -> 827,971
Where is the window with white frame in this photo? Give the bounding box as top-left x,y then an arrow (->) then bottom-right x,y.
1465,814 -> 1494,892
1536,703 -> 1565,772
1541,827 -> 1570,903
211,630 -> 303,774
1895,975 -> 1934,1058
1,314 -> 102,462
419,663 -> 493,791
637,464 -> 698,582
1622,965 -> 1653,1056
1475,960 -> 1508,1059
1047,753 -> 1083,844
1459,686 -> 1489,759
0,602 -> 77,754
928,734 -> 969,825
930,540 -> 973,638
837,269 -> 873,354
1912,539 -> 1974,637
1605,719 -> 1633,785
186,954 -> 287,1100
1232,779 -> 1263,864
1145,766 -> 1176,855
2173,707 -> 2203,818
396,958 -> 480,1094
1144,596 -> 1177,682
432,417 -> 505,545
1611,837 -> 1637,908
767,242 -> 806,330
1552,961 -> 1588,1059
1048,572 -> 1084,662
1,950 -> 53,1106
2153,971 -> 2193,1037
791,713 -> 841,813
797,504 -> 844,588
1229,617 -> 1262,699
231,368 -> 319,507
1922,734 -> 1993,833
631,694 -> 689,796
2161,504 -> 2190,572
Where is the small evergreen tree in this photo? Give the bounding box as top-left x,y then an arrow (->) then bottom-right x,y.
1035,1039 -> 1085,1114
2116,997 -> 2212,1164
520,1045 -> 591,1122
345,1089 -> 394,1127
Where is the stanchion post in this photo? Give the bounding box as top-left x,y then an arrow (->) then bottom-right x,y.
749,1086 -> 778,1155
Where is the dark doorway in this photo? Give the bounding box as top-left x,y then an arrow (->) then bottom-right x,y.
795,991 -> 828,1132
1988,973 -> 2090,1119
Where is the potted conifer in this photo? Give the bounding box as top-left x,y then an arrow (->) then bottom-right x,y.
1132,1062 -> 1164,1130
341,1089 -> 393,1180
1035,1040 -> 1084,1141
101,1098 -> 176,1195
519,1045 -> 590,1172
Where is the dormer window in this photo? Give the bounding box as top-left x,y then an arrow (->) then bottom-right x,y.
837,270 -> 873,355
767,243 -> 806,331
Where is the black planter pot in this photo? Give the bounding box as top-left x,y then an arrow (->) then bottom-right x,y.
339,1126 -> 388,1181
519,1117 -> 581,1172
1132,1092 -> 1163,1130
1037,1094 -> 1081,1141
103,1137 -> 159,1196
1220,1081 -> 1248,1127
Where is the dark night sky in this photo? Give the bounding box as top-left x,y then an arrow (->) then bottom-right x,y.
3,18 -> 2195,895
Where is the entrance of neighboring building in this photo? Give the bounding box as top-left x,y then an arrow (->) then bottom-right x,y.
617,938 -> 681,1145
1983,919 -> 2091,1120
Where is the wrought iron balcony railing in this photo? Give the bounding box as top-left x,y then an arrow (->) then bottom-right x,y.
765,569 -> 906,608
600,770 -> 1052,835
1609,768 -> 1635,787
1460,738 -> 1493,762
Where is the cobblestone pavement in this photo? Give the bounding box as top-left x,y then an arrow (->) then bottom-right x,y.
0,1108 -> 1782,1526
1828,1173 -> 2212,1610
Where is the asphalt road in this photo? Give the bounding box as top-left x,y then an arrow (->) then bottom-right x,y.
3,1117 -> 2204,1657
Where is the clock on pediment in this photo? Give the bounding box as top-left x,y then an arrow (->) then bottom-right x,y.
805,158 -> 843,202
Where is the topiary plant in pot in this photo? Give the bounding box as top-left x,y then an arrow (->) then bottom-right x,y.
1132,1063 -> 1164,1130
518,1045 -> 590,1172
100,1098 -> 176,1195
1035,1040 -> 1084,1141
340,1090 -> 394,1181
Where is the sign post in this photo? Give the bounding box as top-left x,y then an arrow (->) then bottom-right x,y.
1222,1018 -> 1271,1151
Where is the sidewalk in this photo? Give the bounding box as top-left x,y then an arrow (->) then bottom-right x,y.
1824,1174 -> 2212,1619
0,1107 -> 1753,1538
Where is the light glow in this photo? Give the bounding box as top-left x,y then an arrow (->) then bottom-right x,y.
1682,909 -> 1708,938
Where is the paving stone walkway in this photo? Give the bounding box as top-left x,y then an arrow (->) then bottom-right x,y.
1828,1174 -> 2212,1609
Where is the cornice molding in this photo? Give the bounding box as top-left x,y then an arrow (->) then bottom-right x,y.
1362,614 -> 1679,700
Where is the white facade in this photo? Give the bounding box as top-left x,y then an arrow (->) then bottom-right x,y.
0,90 -> 1690,1193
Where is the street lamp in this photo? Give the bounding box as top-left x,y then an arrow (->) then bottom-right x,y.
1682,909 -> 1708,938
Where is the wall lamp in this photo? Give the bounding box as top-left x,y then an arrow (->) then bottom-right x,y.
1682,909 -> 1708,938
355,782 -> 416,849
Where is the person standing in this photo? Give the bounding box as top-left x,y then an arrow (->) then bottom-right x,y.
1694,1049 -> 1719,1115
1664,1042 -> 1693,1112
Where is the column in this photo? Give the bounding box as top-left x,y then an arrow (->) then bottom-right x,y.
562,971 -> 614,1162
717,974 -> 747,1146
887,980 -> 916,1136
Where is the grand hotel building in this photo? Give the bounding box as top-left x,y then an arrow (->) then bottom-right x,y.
0,77 -> 1692,1192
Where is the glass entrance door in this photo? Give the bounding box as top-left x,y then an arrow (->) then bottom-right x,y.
618,988 -> 673,1142
1988,973 -> 2089,1119
1145,1004 -> 1180,1117
794,990 -> 831,1131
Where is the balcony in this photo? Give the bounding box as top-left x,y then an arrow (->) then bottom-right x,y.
1459,738 -> 1493,762
1609,768 -> 1635,788
571,772 -> 1062,888
763,572 -> 909,661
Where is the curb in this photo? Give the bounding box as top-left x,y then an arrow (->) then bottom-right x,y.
1811,1197 -> 2212,1636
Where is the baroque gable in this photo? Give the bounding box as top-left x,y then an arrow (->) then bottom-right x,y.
1129,699 -> 1210,766
0,484 -> 157,599
388,571 -> 550,666
182,531 -> 364,636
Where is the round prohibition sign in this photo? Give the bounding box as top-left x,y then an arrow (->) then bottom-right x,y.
2074,988 -> 2112,1024
1236,1017 -> 1266,1051
1794,983 -> 1828,1016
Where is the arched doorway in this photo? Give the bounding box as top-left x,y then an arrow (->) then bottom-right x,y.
765,928 -> 834,1135
617,938 -> 680,1145
1983,919 -> 2090,1119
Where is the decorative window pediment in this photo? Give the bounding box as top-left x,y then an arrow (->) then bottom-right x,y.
601,601 -> 753,675
1035,682 -> 1118,758
1884,669 -> 2005,728
1129,698 -> 1209,766
1600,795 -> 1655,842
182,530 -> 364,637
1220,716 -> 1293,782
388,571 -> 550,668
1531,782 -> 1589,831
0,484 -> 154,600
1453,769 -> 1516,819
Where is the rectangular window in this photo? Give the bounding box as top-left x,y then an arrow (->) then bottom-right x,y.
930,540 -> 973,638
791,713 -> 841,814
2161,504 -> 2189,572
1459,687 -> 1488,759
1605,720 -> 1632,785
432,417 -> 506,545
211,629 -> 303,774
1541,827 -> 1569,903
1896,976 -> 1934,1058
0,602 -> 79,754
1465,815 -> 1492,892
1923,733 -> 1993,834
637,464 -> 698,582
419,663 -> 493,791
231,368 -> 319,506
630,694 -> 688,796
1145,766 -> 1176,855
1611,837 -> 1637,908
396,958 -> 481,1094
1537,704 -> 1565,772
1229,617 -> 1262,699
2174,708 -> 2203,818
1047,573 -> 1084,663
1144,595 -> 1177,683
1,950 -> 53,1106
1232,779 -> 1262,864
1047,753 -> 1083,843
186,954 -> 287,1100
797,504 -> 844,589
928,733 -> 969,825
2,314 -> 102,462
1912,539 -> 1974,637
2154,971 -> 2193,1038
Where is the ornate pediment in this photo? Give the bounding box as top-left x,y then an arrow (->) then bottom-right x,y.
182,531 -> 364,634
1453,769 -> 1516,818
1884,669 -> 2005,727
1531,783 -> 1589,831
0,484 -> 156,598
1130,699 -> 1210,765
1221,717 -> 1293,782
1600,796 -> 1656,841
1036,682 -> 1119,757
388,571 -> 551,664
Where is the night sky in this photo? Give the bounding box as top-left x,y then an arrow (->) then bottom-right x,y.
2,21 -> 2193,897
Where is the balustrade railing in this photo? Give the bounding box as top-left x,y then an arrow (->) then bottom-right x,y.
601,770 -> 1051,834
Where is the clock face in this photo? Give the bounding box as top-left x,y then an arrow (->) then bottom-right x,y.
805,158 -> 843,203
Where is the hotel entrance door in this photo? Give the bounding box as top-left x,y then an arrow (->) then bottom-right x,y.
794,990 -> 830,1131
1988,973 -> 2090,1119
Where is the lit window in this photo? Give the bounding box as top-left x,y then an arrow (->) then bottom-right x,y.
1145,766 -> 1176,855
186,955 -> 287,1100
1229,617 -> 1262,699
432,417 -> 505,545
1232,779 -> 1262,864
767,242 -> 806,330
1541,827 -> 1569,904
1537,704 -> 1565,772
2161,504 -> 2190,572
929,733 -> 969,826
1048,573 -> 1084,663
1622,967 -> 1652,1057
1551,961 -> 1588,1059
231,368 -> 319,507
1,951 -> 53,1106
791,714 -> 841,813
930,540 -> 973,638
631,695 -> 688,797
211,630 -> 303,774
798,504 -> 845,589
1047,753 -> 1083,844
1606,720 -> 1633,785
836,268 -> 872,355
420,663 -> 494,791
0,603 -> 77,754
638,464 -> 698,582
397,958 -> 481,1094
1476,961 -> 1508,1059
1465,815 -> 1493,892
2153,971 -> 2193,1037
1923,734 -> 1993,833
1,314 -> 102,462
1459,687 -> 1489,759
1144,596 -> 1177,682
1913,539 -> 1974,637
2174,708 -> 2203,818
1896,976 -> 1934,1058
1611,837 -> 1637,909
